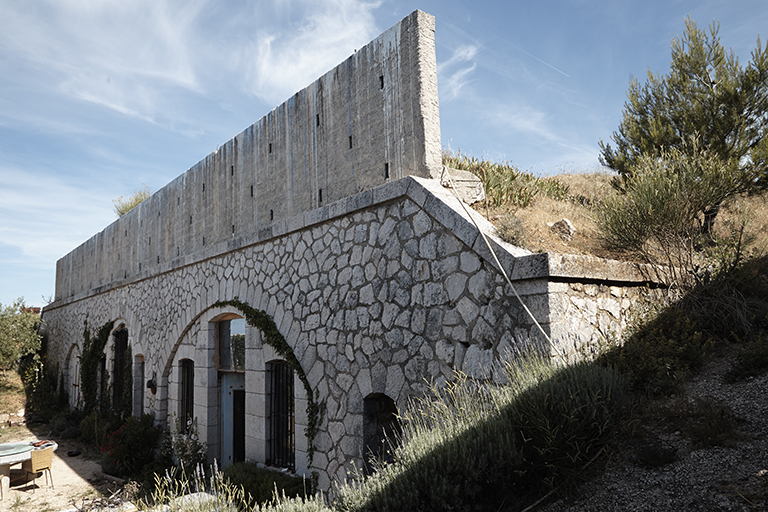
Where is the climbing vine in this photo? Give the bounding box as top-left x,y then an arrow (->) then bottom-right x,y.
80,319 -> 114,415
212,298 -> 326,464
117,344 -> 133,419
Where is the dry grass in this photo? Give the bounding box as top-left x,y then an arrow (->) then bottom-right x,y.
475,171 -> 768,262
0,371 -> 26,415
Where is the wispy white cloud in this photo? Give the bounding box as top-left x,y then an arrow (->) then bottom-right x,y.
0,0 -> 205,123
438,45 -> 479,101
0,165 -> 113,265
238,0 -> 382,105
486,103 -> 558,142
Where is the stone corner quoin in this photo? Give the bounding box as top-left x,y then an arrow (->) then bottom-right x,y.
41,9 -> 663,490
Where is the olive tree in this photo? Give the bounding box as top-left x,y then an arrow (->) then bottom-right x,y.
599,17 -> 768,235
0,299 -> 42,374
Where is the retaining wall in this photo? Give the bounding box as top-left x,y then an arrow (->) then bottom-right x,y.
43,176 -> 658,488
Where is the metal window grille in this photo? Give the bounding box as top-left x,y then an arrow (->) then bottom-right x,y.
266,361 -> 295,470
112,329 -> 128,406
180,359 -> 194,433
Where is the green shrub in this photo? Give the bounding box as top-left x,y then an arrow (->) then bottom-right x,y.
598,307 -> 711,396
443,151 -> 569,208
667,397 -> 741,449
598,255 -> 768,396
335,352 -> 626,511
504,357 -> 628,494
223,462 -> 313,507
595,144 -> 744,283
160,417 -> 208,475
80,409 -> 121,449
496,212 -> 526,245
726,333 -> 768,382
101,414 -> 163,478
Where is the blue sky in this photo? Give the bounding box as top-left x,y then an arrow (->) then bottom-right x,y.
1,0 -> 766,307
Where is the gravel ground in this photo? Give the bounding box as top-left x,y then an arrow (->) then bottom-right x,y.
538,348 -> 768,512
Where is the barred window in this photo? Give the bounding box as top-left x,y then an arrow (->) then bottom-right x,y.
180,359 -> 194,433
266,360 -> 294,470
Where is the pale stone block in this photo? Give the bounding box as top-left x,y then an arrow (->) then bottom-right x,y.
385,365 -> 405,399
462,344 -> 494,379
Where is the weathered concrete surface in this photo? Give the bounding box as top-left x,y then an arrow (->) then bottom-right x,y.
54,10 -> 441,302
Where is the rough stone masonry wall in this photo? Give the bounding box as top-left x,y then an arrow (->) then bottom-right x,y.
42,8 -> 666,490
42,176 -> 659,489
54,10 -> 441,302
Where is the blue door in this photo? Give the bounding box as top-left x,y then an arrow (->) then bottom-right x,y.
220,372 -> 245,468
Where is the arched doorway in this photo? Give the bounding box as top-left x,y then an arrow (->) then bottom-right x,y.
363,393 -> 401,473
215,315 -> 246,467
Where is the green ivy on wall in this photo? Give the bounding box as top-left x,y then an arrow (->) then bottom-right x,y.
212,298 -> 326,464
80,319 -> 114,415
117,344 -> 133,418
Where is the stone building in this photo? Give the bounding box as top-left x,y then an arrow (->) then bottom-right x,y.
42,10 -> 659,489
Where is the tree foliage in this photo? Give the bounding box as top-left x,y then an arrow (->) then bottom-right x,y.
0,299 -> 42,373
112,184 -> 151,217
595,143 -> 746,282
600,17 -> 768,230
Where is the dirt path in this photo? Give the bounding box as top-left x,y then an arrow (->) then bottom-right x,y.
0,430 -> 128,512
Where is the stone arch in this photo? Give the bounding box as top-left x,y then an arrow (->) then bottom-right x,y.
64,342 -> 82,409
107,321 -> 130,410
159,303 -> 253,463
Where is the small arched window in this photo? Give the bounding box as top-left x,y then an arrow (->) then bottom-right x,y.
363,393 -> 401,473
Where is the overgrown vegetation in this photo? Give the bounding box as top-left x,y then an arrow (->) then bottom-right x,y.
598,256 -> 768,396
113,184 -> 151,217
333,354 -> 626,512
593,144 -> 759,293
161,417 -> 208,476
443,151 -> 569,208
0,298 -> 42,374
599,17 -> 768,235
101,414 -> 163,478
223,462 -> 314,508
79,319 -> 114,415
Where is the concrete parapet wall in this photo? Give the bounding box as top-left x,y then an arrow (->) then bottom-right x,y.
55,10 -> 441,302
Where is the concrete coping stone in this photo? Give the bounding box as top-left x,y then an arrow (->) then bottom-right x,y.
43,176 -> 664,312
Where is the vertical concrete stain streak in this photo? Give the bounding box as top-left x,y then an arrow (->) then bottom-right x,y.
346,57 -> 355,182
289,96 -> 295,209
